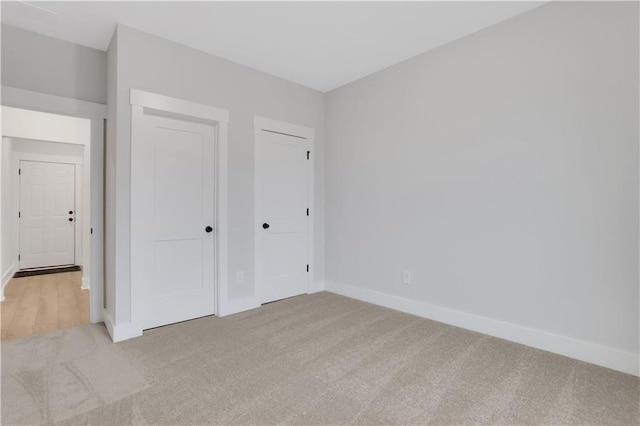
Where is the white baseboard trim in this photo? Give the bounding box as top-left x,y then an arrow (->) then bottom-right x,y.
218,296 -> 261,317
81,276 -> 90,290
102,310 -> 143,343
103,310 -> 115,340
308,280 -> 326,294
1,263 -> 17,302
2,265 -> 15,286
325,280 -> 639,376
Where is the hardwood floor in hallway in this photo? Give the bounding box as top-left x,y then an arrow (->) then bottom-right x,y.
0,271 -> 89,340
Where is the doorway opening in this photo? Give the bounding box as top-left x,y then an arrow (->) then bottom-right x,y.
0,105 -> 97,340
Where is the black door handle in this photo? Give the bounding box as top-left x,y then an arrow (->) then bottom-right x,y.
68,218 -> 74,222
69,210 -> 74,215
205,226 -> 213,233
262,223 -> 270,229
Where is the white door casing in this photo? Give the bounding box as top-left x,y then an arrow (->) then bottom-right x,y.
130,89 -> 229,336
254,117 -> 315,304
19,161 -> 76,269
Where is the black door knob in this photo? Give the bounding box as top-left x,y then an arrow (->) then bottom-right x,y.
262,223 -> 270,229
68,210 -> 74,215
205,226 -> 213,233
68,218 -> 74,222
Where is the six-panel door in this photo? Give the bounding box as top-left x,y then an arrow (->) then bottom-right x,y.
19,161 -> 76,269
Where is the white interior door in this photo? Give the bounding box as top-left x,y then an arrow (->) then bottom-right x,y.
255,130 -> 310,304
133,113 -> 216,330
19,161 -> 75,269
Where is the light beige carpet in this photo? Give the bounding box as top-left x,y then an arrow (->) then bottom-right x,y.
2,292 -> 638,425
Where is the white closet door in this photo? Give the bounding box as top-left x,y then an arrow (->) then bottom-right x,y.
255,130 -> 310,304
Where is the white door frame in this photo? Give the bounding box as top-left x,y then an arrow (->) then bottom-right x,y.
1,86 -> 106,323
253,116 -> 315,303
130,89 -> 229,336
16,156 -> 83,270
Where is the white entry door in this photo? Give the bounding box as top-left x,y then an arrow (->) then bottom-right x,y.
132,113 -> 216,330
19,161 -> 76,269
255,129 -> 311,304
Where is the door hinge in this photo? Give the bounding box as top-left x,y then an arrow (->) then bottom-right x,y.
18,168 -> 21,175
18,254 -> 20,261
306,264 -> 309,272
18,211 -> 20,218
91,227 -> 93,235
306,151 -> 310,160
306,208 -> 309,216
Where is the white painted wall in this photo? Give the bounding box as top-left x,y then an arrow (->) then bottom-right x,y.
2,107 -> 91,145
11,139 -> 84,158
325,2 -> 639,373
1,25 -> 107,104
106,25 -> 325,331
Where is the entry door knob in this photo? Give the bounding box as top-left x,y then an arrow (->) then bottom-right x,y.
205,226 -> 213,233
262,223 -> 270,229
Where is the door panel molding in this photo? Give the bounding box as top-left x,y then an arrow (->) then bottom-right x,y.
254,116 -> 315,304
13,153 -> 84,272
18,160 -> 78,269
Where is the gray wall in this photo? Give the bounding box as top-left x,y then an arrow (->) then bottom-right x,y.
105,30 -> 118,320
325,1 -> 639,354
108,25 -> 325,324
1,25 -> 107,104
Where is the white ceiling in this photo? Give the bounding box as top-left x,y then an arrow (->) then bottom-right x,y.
2,1 -> 545,92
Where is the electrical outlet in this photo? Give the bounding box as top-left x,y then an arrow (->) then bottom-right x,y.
402,271 -> 411,284
236,271 -> 244,284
